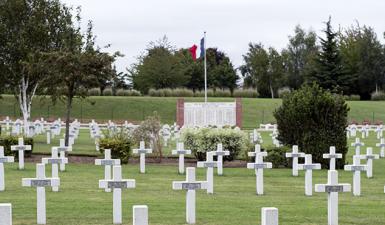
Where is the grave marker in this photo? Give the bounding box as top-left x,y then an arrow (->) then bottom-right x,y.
323,146 -> 342,170
315,170 -> 351,225
172,142 -> 191,174
99,165 -> 135,224
133,141 -> 152,173
133,205 -> 148,225
172,167 -> 208,224
197,151 -> 219,194
359,147 -> 379,178
10,137 -> 31,170
376,138 -> 385,158
247,152 -> 272,195
0,147 -> 14,191
0,203 -> 12,225
42,148 -> 68,192
212,143 -> 230,175
55,139 -> 72,171
351,138 -> 364,156
22,164 -> 60,224
95,149 -> 121,192
261,207 -> 278,225
285,145 -> 305,176
298,154 -> 321,196
344,155 -> 367,196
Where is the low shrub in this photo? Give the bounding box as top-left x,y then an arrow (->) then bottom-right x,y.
344,95 -> 360,101
100,129 -> 132,163
116,89 -> 127,96
278,87 -> 291,98
0,136 -> 34,158
182,127 -> 247,161
173,88 -> 194,97
264,146 -> 291,168
103,88 -> 113,96
148,88 -> 159,97
88,88 -> 101,96
214,89 -> 232,97
233,88 -> 259,98
371,91 -> 385,101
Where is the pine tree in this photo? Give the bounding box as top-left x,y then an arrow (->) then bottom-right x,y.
312,17 -> 348,93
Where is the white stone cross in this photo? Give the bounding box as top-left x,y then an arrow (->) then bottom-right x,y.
285,145 -> 305,176
247,152 -> 272,195
376,138 -> 385,158
46,130 -> 51,144
94,133 -> 102,151
0,203 -> 12,225
172,142 -> 191,174
22,163 -> 60,224
248,144 -> 262,175
351,138 -> 364,156
212,143 -> 230,175
42,148 -> 68,192
344,155 -> 367,196
133,141 -> 152,173
133,205 -> 148,225
359,147 -> 379,178
55,139 -> 72,172
172,167 -> 208,224
298,154 -> 321,196
99,165 -> 136,224
0,146 -> 14,191
10,137 -> 31,170
323,146 -> 342,170
197,151 -> 219,194
95,149 -> 121,192
315,170 -> 351,225
261,207 -> 278,225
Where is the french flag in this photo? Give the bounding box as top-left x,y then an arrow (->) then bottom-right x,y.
189,35 -> 205,61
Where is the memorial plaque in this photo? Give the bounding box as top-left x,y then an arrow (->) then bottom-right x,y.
48,159 -> 62,164
100,160 -> 116,166
137,150 -> 149,154
0,158 -> 9,163
108,181 -> 128,189
57,147 -> 68,152
325,185 -> 343,192
182,183 -> 201,190
290,153 -> 303,157
177,150 -> 188,154
203,162 -> 216,167
304,165 -> 317,170
215,152 -> 228,156
366,155 -> 376,159
253,164 -> 268,169
31,180 -> 51,187
351,166 -> 365,171
328,155 -> 341,158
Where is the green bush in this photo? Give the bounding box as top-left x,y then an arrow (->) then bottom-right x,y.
88,88 -> 101,96
148,88 -> 159,97
264,146 -> 290,168
274,84 -> 349,169
214,89 -> 232,97
233,88 -> 259,98
277,87 -> 291,98
173,88 -> 194,97
103,88 -> 113,96
371,91 -> 385,101
344,95 -> 360,101
100,129 -> 132,164
128,90 -> 142,96
116,89 -> 127,96
182,127 -> 247,161
0,136 -> 34,158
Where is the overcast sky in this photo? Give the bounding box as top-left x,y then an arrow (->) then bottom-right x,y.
61,0 -> 384,73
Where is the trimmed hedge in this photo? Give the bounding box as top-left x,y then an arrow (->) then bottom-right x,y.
371,91 -> 385,101
274,84 -> 349,169
182,127 -> 247,161
0,136 -> 34,158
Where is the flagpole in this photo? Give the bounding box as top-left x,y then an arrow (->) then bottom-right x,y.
204,31 -> 207,103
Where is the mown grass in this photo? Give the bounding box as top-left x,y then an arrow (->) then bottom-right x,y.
1,95 -> 385,129
0,131 -> 385,224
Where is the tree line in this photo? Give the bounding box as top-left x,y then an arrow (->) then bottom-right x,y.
130,18 -> 385,100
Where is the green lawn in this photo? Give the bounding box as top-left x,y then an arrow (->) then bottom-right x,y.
1,95 -> 385,129
1,133 -> 385,224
